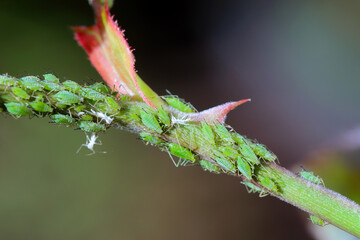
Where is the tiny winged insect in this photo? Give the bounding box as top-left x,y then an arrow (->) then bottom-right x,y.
140,110 -> 163,134
77,133 -> 105,155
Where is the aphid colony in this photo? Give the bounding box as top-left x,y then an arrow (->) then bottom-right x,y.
0,74 -> 121,132
0,74 -> 281,196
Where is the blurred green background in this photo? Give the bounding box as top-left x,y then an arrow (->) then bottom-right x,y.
0,0 -> 360,239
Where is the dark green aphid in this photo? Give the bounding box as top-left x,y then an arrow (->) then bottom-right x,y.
5,103 -> 31,116
34,94 -> 45,102
63,80 -> 82,93
140,132 -> 164,145
215,157 -> 236,173
0,75 -> 17,86
240,145 -> 260,165
11,87 -> 30,99
140,110 -> 163,134
310,215 -> 327,227
237,156 -> 252,180
56,103 -> 67,109
81,114 -> 94,121
163,96 -> 196,113
29,101 -> 53,113
81,88 -> 106,101
75,105 -> 86,112
43,81 -> 64,92
252,144 -> 277,162
167,143 -> 196,162
157,108 -> 171,127
201,122 -> 215,145
89,83 -> 110,94
199,160 -> 221,174
219,146 -> 239,158
105,97 -> 120,111
242,181 -> 262,194
129,113 -> 141,122
258,176 -> 279,193
20,76 -> 44,91
78,121 -> 105,132
214,124 -> 234,144
299,170 -> 324,186
43,74 -> 59,83
52,114 -> 75,124
52,91 -> 83,105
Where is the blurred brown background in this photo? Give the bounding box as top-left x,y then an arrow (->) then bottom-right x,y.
1,0 -> 360,239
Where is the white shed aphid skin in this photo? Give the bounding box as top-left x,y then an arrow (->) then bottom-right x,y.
170,114 -> 191,126
89,109 -> 114,124
76,133 -> 105,155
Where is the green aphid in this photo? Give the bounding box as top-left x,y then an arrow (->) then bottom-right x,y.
11,87 -> 30,100
240,145 -> 260,165
252,143 -> 277,162
140,110 -> 163,134
89,83 -> 110,94
20,76 -> 44,91
219,146 -> 239,158
299,170 -> 324,186
242,181 -> 262,194
105,97 -> 120,111
237,156 -> 252,180
56,103 -> 67,109
232,133 -> 248,145
258,176 -> 279,193
81,88 -> 106,101
52,114 -> 75,124
201,122 -> 215,145
129,113 -> 141,122
157,108 -> 171,127
310,215 -> 327,227
75,105 -> 86,112
163,96 -> 195,113
0,75 -> 17,86
29,101 -> 53,113
199,160 -> 221,174
140,132 -> 163,145
63,80 -> 82,93
43,74 -> 59,83
167,143 -> 196,162
81,114 -> 93,121
34,94 -> 45,102
118,94 -> 131,101
5,103 -> 31,116
43,81 -> 64,92
215,157 -> 236,173
78,121 -> 105,132
214,124 -> 234,144
52,91 -> 83,105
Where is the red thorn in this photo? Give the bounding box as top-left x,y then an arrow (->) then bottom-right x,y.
189,98 -> 251,124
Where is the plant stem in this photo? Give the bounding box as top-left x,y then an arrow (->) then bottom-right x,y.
0,75 -> 359,237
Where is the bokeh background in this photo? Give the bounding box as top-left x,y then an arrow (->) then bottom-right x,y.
0,0 -> 360,239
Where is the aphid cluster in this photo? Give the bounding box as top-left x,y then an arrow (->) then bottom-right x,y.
0,74 -> 121,134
